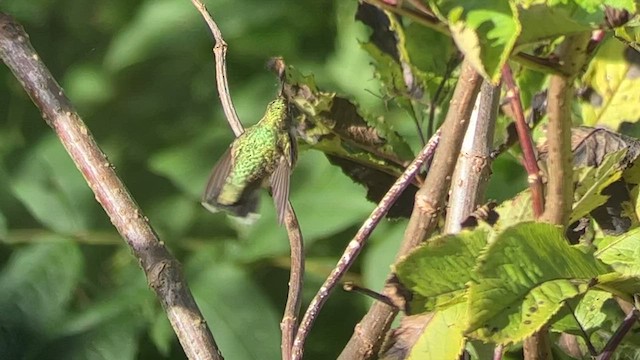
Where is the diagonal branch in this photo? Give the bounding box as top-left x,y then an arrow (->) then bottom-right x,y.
339,59 -> 482,359
0,12 -> 223,360
291,129 -> 442,360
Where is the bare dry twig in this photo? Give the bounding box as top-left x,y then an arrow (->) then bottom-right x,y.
0,12 -> 223,360
291,129 -> 442,360
188,1 -> 305,358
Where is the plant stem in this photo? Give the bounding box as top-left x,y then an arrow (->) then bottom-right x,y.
0,12 -> 223,360
597,308 -> 640,360
543,32 -> 591,225
339,59 -> 482,360
501,65 -> 545,218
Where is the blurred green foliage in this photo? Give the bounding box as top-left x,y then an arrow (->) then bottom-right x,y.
0,1 -> 419,359
0,0 -> 543,359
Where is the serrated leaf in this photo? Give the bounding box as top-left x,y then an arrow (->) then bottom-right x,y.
432,0 -> 520,82
582,37 -> 640,129
516,4 -> 593,46
0,236 -> 83,334
550,289 -> 612,336
280,63 -> 417,217
10,136 -> 94,234
595,226 -> 640,275
395,229 -> 487,312
466,222 -> 610,344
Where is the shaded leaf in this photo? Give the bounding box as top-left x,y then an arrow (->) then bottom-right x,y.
432,0 -> 520,82
186,251 -> 281,360
0,236 -> 83,334
276,61 -> 417,217
10,136 -> 95,234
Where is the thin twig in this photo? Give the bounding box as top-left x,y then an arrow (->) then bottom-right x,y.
343,282 -> 397,308
339,59 -> 482,360
0,12 -> 223,360
190,0 -> 243,137
281,202 -> 304,360
291,129 -> 442,360
501,65 -> 545,218
597,308 -> 640,360
188,2 -> 306,358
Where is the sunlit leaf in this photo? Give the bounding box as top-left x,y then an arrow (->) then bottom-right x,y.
582,37 -> 640,129
467,222 -> 610,344
395,229 -> 487,312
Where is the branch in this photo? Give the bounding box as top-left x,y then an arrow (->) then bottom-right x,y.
339,59 -> 482,359
188,2 -> 306,358
501,65 -> 545,218
597,308 -> 640,360
0,12 -> 223,360
542,32 -> 591,225
281,202 -> 304,360
445,80 -> 499,233
190,0 -> 243,137
291,129 -> 441,360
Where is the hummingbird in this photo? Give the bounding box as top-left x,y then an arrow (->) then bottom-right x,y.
201,96 -> 296,225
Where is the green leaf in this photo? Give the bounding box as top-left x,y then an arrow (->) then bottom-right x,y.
395,229 -> 487,312
0,236 -> 83,334
282,63 -> 417,217
406,303 -> 467,360
550,289 -> 612,336
570,149 -> 628,223
466,222 -> 610,344
516,4 -> 594,46
149,313 -> 174,357
104,0 -> 198,71
46,312 -> 143,360
10,136 -> 95,234
595,226 -> 640,275
431,0 -> 520,82
186,251 -> 281,360
582,37 -> 640,129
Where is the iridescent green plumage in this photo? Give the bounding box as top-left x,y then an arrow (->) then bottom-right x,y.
202,97 -> 295,224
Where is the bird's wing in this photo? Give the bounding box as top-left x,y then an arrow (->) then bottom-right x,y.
202,147 -> 233,211
270,157 -> 291,225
